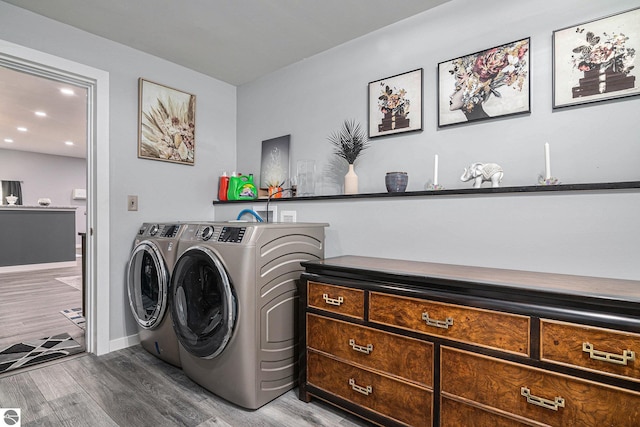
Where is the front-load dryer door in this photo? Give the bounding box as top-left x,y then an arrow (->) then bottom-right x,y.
127,241 -> 169,329
170,246 -> 237,359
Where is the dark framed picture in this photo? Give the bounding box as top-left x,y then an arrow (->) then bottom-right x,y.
138,78 -> 196,165
438,38 -> 530,127
553,7 -> 640,109
368,68 -> 423,138
260,135 -> 290,189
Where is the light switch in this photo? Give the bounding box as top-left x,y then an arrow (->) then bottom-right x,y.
128,195 -> 138,211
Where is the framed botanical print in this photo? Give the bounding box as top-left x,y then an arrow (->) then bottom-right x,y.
438,38 -> 530,127
138,78 -> 196,165
260,135 -> 290,189
553,7 -> 640,109
368,69 -> 423,138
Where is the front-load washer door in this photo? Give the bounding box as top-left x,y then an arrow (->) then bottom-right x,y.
170,246 -> 237,359
127,241 -> 169,329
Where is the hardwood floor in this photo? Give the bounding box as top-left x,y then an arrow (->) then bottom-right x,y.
0,345 -> 372,426
0,255 -> 84,350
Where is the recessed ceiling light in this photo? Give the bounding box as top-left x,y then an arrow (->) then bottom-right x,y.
65,141 -> 75,146
60,88 -> 75,96
4,138 -> 14,143
35,111 -> 47,117
17,127 -> 27,132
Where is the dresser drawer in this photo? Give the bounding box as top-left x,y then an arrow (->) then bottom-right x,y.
441,346 -> 640,426
307,350 -> 432,427
441,397 -> 536,427
307,313 -> 433,387
369,292 -> 530,355
541,319 -> 640,382
307,281 -> 365,319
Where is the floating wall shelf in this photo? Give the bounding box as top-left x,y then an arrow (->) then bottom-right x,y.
212,181 -> 640,205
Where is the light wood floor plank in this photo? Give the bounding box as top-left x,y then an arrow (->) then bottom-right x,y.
1,345 -> 373,426
0,257 -> 84,349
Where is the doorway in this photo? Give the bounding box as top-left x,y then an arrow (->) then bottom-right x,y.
0,39 -> 111,357
0,66 -> 88,369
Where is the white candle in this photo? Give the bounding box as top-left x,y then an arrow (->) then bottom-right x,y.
433,154 -> 439,186
544,143 -> 551,180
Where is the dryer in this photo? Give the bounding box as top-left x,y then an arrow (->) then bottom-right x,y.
127,222 -> 185,367
170,222 -> 327,409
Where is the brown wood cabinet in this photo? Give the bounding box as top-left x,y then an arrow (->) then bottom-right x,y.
298,256 -> 640,426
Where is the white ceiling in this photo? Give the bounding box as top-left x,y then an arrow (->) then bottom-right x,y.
0,66 -> 88,158
1,0 -> 449,158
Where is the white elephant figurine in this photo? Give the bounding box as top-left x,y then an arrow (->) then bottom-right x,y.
461,163 -> 504,188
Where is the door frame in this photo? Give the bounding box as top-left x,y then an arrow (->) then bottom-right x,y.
0,39 -> 110,355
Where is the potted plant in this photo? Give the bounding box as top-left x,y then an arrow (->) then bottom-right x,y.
328,119 -> 369,194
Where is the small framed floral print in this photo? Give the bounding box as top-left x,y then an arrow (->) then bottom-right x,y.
138,78 -> 196,165
368,69 -> 423,138
438,38 -> 530,127
553,7 -> 640,109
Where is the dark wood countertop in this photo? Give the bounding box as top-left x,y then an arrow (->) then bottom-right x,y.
302,256 -> 640,306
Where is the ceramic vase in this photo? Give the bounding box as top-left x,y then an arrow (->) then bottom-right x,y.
385,172 -> 408,192
344,164 -> 358,194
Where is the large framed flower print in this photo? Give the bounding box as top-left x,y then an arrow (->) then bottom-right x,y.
553,7 -> 640,109
138,78 -> 196,165
368,69 -> 423,138
438,38 -> 530,127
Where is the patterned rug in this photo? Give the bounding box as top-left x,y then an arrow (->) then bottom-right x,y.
60,308 -> 86,330
55,275 -> 82,290
0,333 -> 83,374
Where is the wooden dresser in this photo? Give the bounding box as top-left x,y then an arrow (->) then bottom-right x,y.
297,256 -> 640,426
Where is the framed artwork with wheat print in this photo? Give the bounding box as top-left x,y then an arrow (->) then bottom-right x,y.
553,7 -> 640,109
368,68 -> 423,138
438,38 -> 530,127
138,78 -> 196,165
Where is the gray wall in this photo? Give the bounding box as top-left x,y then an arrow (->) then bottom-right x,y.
0,149 -> 86,246
0,2 -> 237,345
231,0 -> 640,280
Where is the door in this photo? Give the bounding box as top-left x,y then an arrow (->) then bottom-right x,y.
170,246 -> 237,359
127,241 -> 169,329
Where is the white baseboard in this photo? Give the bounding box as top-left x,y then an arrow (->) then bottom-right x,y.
109,333 -> 140,353
0,261 -> 76,273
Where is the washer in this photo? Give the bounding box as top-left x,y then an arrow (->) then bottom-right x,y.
170,222 -> 327,409
127,222 -> 185,367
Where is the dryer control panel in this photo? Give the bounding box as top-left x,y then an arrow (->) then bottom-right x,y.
218,226 -> 246,243
194,225 -> 247,243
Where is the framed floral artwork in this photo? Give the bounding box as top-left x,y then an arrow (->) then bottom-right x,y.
553,7 -> 640,109
368,68 -> 423,138
138,78 -> 196,165
438,38 -> 530,127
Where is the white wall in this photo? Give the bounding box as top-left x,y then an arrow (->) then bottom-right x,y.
232,0 -> 640,280
0,3 -> 237,346
0,149 -> 86,246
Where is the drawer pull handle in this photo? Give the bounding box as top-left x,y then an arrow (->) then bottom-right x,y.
582,342 -> 636,365
349,378 -> 372,396
421,312 -> 454,329
521,387 -> 565,411
322,293 -> 344,306
349,339 -> 373,355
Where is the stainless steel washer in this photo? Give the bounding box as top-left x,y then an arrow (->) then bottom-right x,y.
127,223 -> 185,367
170,222 -> 327,409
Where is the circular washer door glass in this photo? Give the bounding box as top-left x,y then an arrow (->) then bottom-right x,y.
171,246 -> 237,359
127,241 -> 169,329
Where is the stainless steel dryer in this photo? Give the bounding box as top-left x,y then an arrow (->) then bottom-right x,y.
127,222 -> 185,367
170,222 -> 327,409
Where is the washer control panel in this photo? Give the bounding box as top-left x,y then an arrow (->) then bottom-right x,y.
139,223 -> 182,238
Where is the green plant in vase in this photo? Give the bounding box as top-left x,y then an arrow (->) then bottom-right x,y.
328,119 -> 369,194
